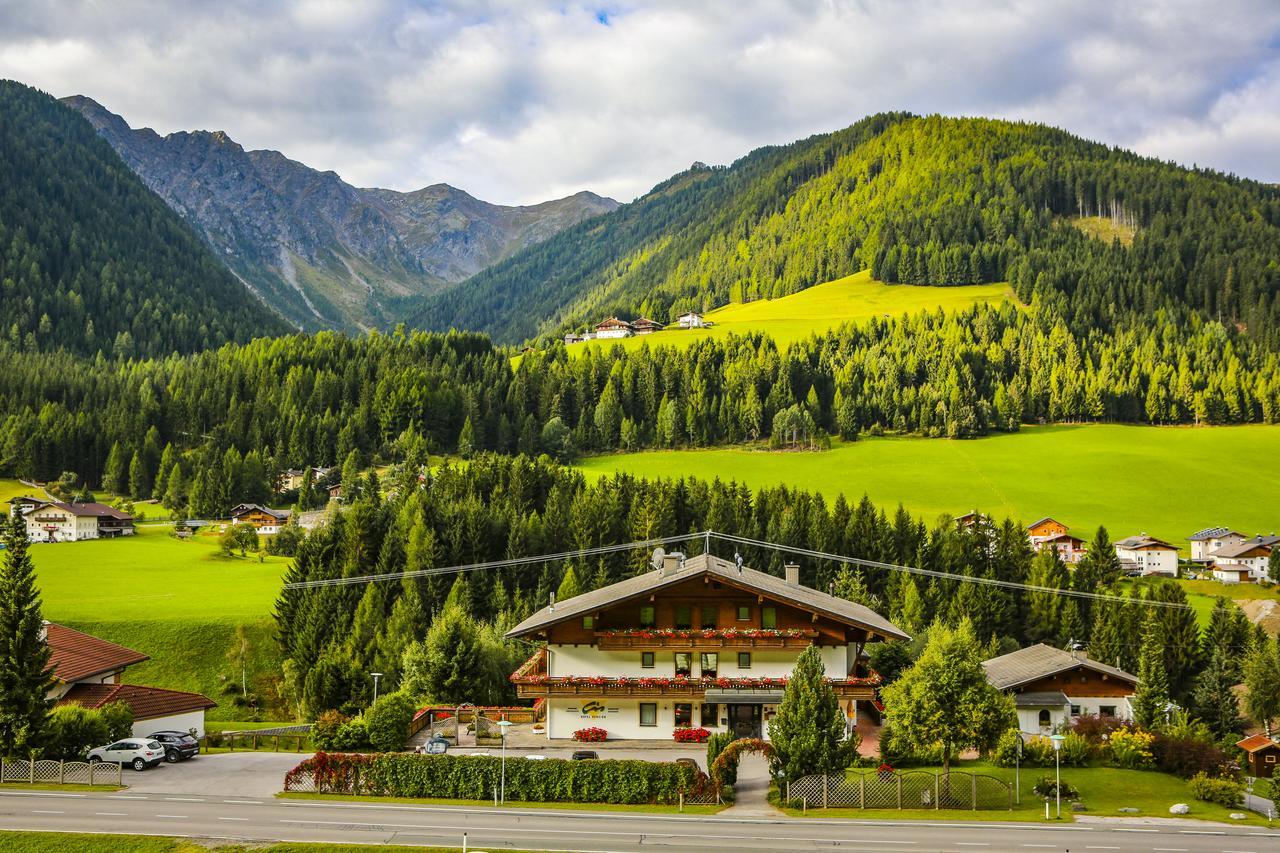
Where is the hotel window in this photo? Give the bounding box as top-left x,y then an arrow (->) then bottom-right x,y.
582,616 -> 594,630
1099,705 -> 1116,717
700,653 -> 718,678
700,606 -> 718,630
674,703 -> 693,727
738,652 -> 751,669
701,703 -> 719,727
761,606 -> 777,630
641,652 -> 655,669
1069,704 -> 1081,717
675,652 -> 692,677
675,605 -> 692,630
639,703 -> 657,727
736,605 -> 750,621
640,606 -> 655,628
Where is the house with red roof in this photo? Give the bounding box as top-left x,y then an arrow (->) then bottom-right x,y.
43,622 -> 216,737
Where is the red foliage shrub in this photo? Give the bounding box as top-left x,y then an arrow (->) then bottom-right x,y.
573,727 -> 608,742
1070,713 -> 1126,744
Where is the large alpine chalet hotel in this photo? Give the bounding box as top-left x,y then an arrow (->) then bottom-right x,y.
506,552 -> 908,740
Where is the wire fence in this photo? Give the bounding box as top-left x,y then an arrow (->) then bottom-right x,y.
786,770 -> 1011,810
0,757 -> 122,786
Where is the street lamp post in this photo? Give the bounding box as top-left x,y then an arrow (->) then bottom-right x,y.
497,720 -> 513,805
370,672 -> 383,704
1015,733 -> 1022,805
1049,734 -> 1065,818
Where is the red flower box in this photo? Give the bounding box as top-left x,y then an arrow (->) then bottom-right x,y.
573,727 -> 608,742
673,727 -> 711,743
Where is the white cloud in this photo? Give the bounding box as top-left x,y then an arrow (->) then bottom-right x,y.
0,0 -> 1277,204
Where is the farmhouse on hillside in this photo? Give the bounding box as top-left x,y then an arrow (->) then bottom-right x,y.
21,500 -> 134,543
1026,517 -> 1068,543
1188,526 -> 1246,564
594,317 -> 634,339
43,622 -> 216,737
1237,734 -> 1280,779
954,510 -> 990,530
230,503 -> 292,534
1036,532 -> 1087,564
676,311 -> 707,329
1113,533 -> 1179,576
983,643 -> 1139,735
1207,535 -> 1278,584
505,552 -> 908,741
631,317 -> 665,334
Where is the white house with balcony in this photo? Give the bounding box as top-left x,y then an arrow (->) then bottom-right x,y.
1188,527 -> 1246,564
505,553 -> 908,741
1207,535 -> 1278,583
22,500 -> 134,542
983,644 -> 1138,736
1113,533 -> 1179,576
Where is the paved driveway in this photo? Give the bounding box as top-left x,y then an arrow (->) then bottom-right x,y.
123,751 -> 310,798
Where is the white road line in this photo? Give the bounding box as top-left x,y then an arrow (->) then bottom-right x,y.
223,799 -> 262,804
954,845 -> 989,847
1021,846 -> 1057,849
1222,850 -> 1256,853
163,797 -> 204,802
95,812 -> 128,816
217,817 -> 250,821
1116,828 -> 1158,832
106,795 -> 147,799
1179,830 -> 1226,835
1152,848 -> 1188,851
1085,847 -> 1120,850
31,810 -> 64,814
155,814 -> 188,819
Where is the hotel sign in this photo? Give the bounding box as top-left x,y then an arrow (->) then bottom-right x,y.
566,701 -> 620,719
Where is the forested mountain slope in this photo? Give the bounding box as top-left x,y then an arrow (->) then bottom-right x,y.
409,114 -> 1280,347
0,81 -> 288,357
64,95 -> 618,331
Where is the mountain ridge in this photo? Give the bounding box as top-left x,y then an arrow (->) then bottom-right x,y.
63,95 -> 619,331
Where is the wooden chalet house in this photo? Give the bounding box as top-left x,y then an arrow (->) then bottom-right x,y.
594,317 -> 635,339
506,553 -> 908,741
631,317 -> 665,335
22,500 -> 134,542
229,503 -> 292,534
983,643 -> 1138,735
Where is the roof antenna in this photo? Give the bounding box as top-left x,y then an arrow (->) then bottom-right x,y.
549,591 -> 555,613
735,552 -> 743,574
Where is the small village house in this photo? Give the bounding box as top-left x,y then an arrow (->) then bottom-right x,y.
676,311 -> 706,329
1207,535 -> 1278,583
594,317 -> 635,339
1188,527 -> 1246,564
44,622 -> 216,738
1026,517 -> 1068,544
506,553 -> 908,741
631,317 -> 665,335
1036,532 -> 1087,564
278,466 -> 336,493
563,332 -> 585,345
954,510 -> 990,530
1236,734 -> 1280,779
21,500 -> 134,543
230,503 -> 292,534
1113,533 -> 1179,576
983,643 -> 1139,735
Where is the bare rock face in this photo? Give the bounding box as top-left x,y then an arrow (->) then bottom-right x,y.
62,96 -> 618,331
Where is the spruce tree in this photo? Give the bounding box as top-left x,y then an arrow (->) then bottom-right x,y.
1243,636 -> 1280,737
556,565 -> 583,602
769,644 -> 855,781
1192,647 -> 1242,741
102,442 -> 128,495
1088,597 -> 1124,669
0,513 -> 54,756
1131,614 -> 1171,731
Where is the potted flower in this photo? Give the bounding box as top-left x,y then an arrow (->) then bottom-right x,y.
573,727 -> 607,742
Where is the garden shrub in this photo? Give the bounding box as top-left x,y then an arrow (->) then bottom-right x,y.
1059,732 -> 1093,767
44,704 -> 110,760
1187,772 -> 1243,807
1021,736 -> 1055,767
1032,776 -> 1078,800
706,732 -> 737,785
878,721 -> 948,767
573,727 -> 607,742
1152,733 -> 1230,779
286,752 -> 703,804
1106,728 -> 1155,770
991,730 -> 1023,768
100,701 -> 134,742
333,717 -> 370,751
365,692 -> 417,752
1070,713 -> 1125,744
311,710 -> 350,751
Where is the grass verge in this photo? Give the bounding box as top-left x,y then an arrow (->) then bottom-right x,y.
0,831 -> 532,852
277,790 -> 726,814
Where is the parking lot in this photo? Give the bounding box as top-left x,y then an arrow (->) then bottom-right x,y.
121,750 -> 310,798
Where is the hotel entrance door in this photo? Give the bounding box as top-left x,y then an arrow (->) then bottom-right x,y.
729,704 -> 762,738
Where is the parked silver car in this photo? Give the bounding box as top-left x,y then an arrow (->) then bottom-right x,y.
88,739 -> 165,770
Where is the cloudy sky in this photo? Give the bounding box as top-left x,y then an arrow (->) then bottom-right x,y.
2,0 -> 1278,204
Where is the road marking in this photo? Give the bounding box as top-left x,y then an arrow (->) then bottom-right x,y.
1021,846 -> 1056,849
1085,847 -> 1120,850
31,810 -> 64,814
1152,848 -> 1187,851
163,797 -> 204,802
155,814 -> 188,819
107,795 -> 147,799
954,845 -> 988,848
1178,830 -> 1226,835
95,812 -> 128,816
223,799 -> 262,804
217,817 -> 250,822
1116,828 -> 1158,832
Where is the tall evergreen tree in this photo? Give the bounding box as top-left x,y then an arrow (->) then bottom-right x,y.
1132,614 -> 1171,731
1192,646 -> 1243,741
0,514 -> 54,756
768,644 -> 856,781
1243,636 -> 1280,737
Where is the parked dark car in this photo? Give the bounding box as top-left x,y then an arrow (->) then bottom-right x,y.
147,731 -> 200,763
571,750 -> 599,761
421,736 -> 450,755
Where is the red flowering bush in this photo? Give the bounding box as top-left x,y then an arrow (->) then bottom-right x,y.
673,727 -> 711,743
573,727 -> 607,742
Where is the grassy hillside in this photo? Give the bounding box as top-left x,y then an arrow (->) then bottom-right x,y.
570,270 -> 1011,355
575,424 -> 1280,550
30,525 -> 290,721
413,113 -> 1280,347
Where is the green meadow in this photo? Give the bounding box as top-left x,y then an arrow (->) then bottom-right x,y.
575,424 -> 1280,550
22,520 -> 289,721
570,270 -> 1011,355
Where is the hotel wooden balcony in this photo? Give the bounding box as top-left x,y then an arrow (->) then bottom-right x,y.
509,648 -> 878,701
593,628 -> 818,651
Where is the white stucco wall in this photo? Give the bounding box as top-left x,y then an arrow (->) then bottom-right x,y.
1015,696 -> 1131,736
545,697 -> 780,741
133,710 -> 207,739
1116,546 -> 1178,576
547,644 -> 850,680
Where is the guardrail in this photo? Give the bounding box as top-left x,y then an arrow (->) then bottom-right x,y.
0,757 -> 122,786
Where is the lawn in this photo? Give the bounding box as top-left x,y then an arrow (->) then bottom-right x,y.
779,760 -> 1272,826
570,270 -> 1012,356
0,832 -> 528,853
575,424 -> 1280,551
28,525 -> 290,721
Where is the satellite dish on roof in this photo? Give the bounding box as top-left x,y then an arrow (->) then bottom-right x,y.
651,547 -> 666,570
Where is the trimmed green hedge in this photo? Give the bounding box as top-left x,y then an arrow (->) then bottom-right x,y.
287,751 -> 703,804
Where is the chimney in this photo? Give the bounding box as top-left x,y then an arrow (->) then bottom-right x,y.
784,562 -> 800,586
39,620 -> 49,642
548,591 -> 556,613
662,553 -> 682,576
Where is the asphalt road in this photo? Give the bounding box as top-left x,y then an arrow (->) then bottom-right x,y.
1,789 -> 1277,852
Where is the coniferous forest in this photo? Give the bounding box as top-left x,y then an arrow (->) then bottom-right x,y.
0,81 -> 288,357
